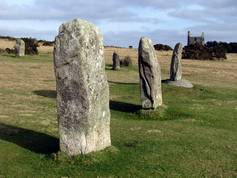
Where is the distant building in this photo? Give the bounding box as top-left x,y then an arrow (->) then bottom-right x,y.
187,31 -> 205,46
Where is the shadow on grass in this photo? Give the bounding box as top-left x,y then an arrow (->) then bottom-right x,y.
0,123 -> 59,154
0,54 -> 16,58
105,64 -> 113,70
108,81 -> 139,85
162,79 -> 171,83
33,90 -> 56,98
110,100 -> 141,113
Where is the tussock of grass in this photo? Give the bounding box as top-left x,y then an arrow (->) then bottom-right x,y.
136,105 -> 168,120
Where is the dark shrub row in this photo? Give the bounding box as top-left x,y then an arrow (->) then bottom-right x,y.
0,36 -> 16,41
154,44 -> 173,51
120,56 -> 133,67
0,48 -> 16,54
206,41 -> 237,53
182,44 -> 227,60
0,37 -> 39,55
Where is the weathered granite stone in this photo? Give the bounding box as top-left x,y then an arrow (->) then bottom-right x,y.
15,39 -> 25,57
54,19 -> 111,156
112,52 -> 120,70
138,37 -> 163,109
170,43 -> 183,81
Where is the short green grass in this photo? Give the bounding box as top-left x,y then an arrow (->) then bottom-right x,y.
0,53 -> 237,178
0,53 -> 53,63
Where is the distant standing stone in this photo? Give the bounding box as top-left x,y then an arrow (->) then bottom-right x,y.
54,19 -> 111,156
112,52 -> 120,70
138,37 -> 163,109
15,39 -> 25,57
170,43 -> 183,81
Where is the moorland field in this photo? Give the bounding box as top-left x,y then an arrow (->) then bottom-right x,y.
0,44 -> 236,177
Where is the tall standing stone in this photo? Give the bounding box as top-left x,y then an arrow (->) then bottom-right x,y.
112,52 -> 120,70
170,43 -> 183,81
54,19 -> 111,156
138,37 -> 162,109
15,39 -> 25,57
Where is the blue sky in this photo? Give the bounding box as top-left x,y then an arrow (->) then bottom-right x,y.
0,0 -> 236,47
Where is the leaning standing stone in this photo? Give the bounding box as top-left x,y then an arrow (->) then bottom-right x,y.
15,39 -> 25,57
138,37 -> 162,109
170,43 -> 183,81
112,52 -> 120,70
54,19 -> 111,156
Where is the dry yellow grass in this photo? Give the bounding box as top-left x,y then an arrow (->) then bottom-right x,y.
37,45 -> 54,53
0,47 -> 237,92
0,38 -> 53,53
0,38 -> 16,49
1,48 -> 236,128
178,54 -> 237,88
0,60 -> 55,91
104,47 -> 172,65
105,48 -> 237,88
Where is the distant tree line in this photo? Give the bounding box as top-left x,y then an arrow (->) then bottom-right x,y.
0,35 -> 16,41
182,44 -> 227,60
0,36 -> 39,55
182,41 -> 237,60
38,40 -> 55,46
206,41 -> 237,53
154,44 -> 173,51
104,45 -> 124,48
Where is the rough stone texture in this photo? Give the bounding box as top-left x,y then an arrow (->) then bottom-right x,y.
112,52 -> 120,70
15,39 -> 25,57
170,43 -> 183,81
138,37 -> 162,109
162,79 -> 193,88
54,19 -> 111,156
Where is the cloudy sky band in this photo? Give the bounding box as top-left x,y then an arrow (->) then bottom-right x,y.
0,0 -> 236,47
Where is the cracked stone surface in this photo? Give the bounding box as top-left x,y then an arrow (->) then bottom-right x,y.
15,39 -> 25,57
54,19 -> 111,156
170,43 -> 183,81
138,37 -> 163,109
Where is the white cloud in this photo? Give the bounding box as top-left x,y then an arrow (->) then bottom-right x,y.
0,0 -> 236,46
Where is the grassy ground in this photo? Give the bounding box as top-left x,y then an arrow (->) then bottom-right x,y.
0,51 -> 237,178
